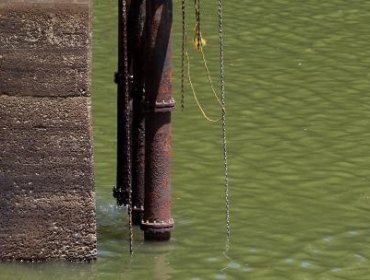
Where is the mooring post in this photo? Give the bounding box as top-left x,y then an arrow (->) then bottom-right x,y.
114,0 -> 132,206
128,0 -> 146,225
141,0 -> 174,241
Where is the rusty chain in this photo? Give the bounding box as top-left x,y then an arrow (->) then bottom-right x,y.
181,0 -> 186,111
218,0 -> 230,254
194,0 -> 202,50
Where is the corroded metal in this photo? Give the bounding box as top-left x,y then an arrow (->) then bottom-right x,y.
131,87 -> 145,224
128,0 -> 146,225
141,0 -> 174,241
114,0 -> 132,206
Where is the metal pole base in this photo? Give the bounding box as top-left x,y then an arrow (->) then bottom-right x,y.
141,219 -> 174,241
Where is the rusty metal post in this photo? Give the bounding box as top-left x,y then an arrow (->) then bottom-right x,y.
115,0 -> 146,224
128,0 -> 146,225
113,0 -> 131,206
131,88 -> 145,225
140,0 -> 174,241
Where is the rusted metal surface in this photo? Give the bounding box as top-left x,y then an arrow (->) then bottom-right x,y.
140,0 -> 174,241
113,0 -> 132,206
128,0 -> 146,225
131,87 -> 145,224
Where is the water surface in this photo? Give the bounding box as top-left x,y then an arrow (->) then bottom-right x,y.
3,0 -> 370,279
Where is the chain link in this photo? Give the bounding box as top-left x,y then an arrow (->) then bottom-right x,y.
181,0 -> 186,111
194,0 -> 202,49
218,0 -> 230,254
121,0 -> 134,255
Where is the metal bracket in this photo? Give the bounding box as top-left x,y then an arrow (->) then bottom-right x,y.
146,97 -> 176,113
141,218 -> 174,236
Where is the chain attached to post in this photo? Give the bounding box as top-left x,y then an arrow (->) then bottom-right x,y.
182,0 -> 231,254
121,0 -> 134,255
194,0 -> 202,50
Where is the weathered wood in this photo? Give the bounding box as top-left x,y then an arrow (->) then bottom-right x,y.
0,0 -> 96,261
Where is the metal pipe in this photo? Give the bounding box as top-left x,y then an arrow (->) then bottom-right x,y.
113,0 -> 132,206
131,90 -> 145,225
128,0 -> 146,225
141,0 -> 174,241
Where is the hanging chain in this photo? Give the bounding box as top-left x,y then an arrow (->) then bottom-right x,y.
186,0 -> 221,122
218,0 -> 230,254
194,0 -> 202,50
181,0 -> 186,111
122,0 -> 134,255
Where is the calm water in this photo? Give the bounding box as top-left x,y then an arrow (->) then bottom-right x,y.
3,0 -> 370,279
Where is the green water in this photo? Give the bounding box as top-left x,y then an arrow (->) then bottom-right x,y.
3,0 -> 370,279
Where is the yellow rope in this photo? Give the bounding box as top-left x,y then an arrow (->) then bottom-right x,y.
182,0 -> 225,123
199,45 -> 223,108
185,50 -> 221,123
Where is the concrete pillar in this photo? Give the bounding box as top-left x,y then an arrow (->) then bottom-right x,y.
0,0 -> 96,261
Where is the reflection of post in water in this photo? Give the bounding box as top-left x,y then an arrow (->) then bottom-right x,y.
120,243 -> 173,279
152,245 -> 173,280
115,0 -> 174,243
